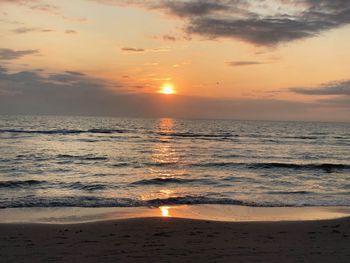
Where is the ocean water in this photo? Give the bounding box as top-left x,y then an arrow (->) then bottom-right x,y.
0,115 -> 349,209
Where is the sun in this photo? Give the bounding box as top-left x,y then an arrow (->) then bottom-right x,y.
159,84 -> 176,95
160,206 -> 170,217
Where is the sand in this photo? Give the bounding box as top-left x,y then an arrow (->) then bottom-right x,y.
1,216 -> 350,263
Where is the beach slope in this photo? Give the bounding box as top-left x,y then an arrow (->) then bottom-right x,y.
1,217 -> 350,262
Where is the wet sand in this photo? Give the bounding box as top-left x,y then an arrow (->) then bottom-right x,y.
1,217 -> 350,263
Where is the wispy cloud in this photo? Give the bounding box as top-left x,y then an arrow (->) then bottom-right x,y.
121,47 -> 170,53
121,47 -> 145,53
64,71 -> 85,76
0,0 -> 39,4
0,48 -> 39,60
162,35 -> 177,41
28,3 -> 61,15
290,80 -> 350,96
12,27 -> 54,34
227,61 -> 264,67
0,0 -> 87,23
65,30 -> 78,35
0,17 -> 24,25
160,34 -> 191,42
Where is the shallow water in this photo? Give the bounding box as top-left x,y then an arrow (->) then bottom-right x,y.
0,116 -> 349,208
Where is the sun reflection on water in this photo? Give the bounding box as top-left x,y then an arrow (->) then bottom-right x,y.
152,118 -> 178,164
141,118 -> 187,204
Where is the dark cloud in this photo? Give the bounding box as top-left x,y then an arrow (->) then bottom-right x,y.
157,0 -> 229,17
0,66 -> 125,116
187,16 -> 315,45
318,96 -> 350,108
290,80 -> 350,96
121,47 -> 145,52
0,65 -> 349,121
0,48 -> 39,60
174,0 -> 350,45
94,0 -> 350,46
227,61 -> 264,67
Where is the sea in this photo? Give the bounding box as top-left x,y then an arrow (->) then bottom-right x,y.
0,115 -> 349,209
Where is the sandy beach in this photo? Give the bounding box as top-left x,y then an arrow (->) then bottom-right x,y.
1,216 -> 350,263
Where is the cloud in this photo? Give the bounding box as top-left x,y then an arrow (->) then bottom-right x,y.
160,34 -> 191,42
290,80 -> 350,96
0,17 -> 24,25
65,30 -> 78,34
65,71 -> 85,76
12,27 -> 54,34
92,0 -> 350,46
168,0 -> 350,45
157,1 -> 229,17
11,27 -> 78,35
163,35 -> 177,41
0,65 -> 349,122
227,61 -> 264,67
318,96 -> 350,107
121,47 -> 170,53
0,0 -> 39,4
0,0 -> 87,23
0,48 -> 39,60
28,3 -> 61,15
121,47 -> 145,52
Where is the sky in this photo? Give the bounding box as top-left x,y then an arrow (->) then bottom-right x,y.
0,0 -> 349,122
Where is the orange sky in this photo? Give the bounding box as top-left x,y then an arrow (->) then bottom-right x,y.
0,0 -> 349,121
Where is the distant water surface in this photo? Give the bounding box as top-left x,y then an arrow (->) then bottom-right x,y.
0,116 -> 349,208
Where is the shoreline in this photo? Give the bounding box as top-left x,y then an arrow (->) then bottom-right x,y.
1,216 -> 350,262
1,205 -> 350,224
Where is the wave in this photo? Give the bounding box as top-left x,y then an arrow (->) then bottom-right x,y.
62,182 -> 108,191
0,196 -> 244,208
0,180 -> 46,188
267,191 -> 312,195
0,180 -> 111,191
130,177 -> 214,186
0,196 -> 141,209
139,161 -> 350,173
113,163 -> 129,167
192,162 -> 350,172
282,136 -> 319,140
250,162 -> 350,171
155,132 -> 237,139
57,154 -> 108,161
0,128 -> 128,135
2,194 -> 349,209
143,162 -> 179,167
146,196 -> 245,206
0,191 -> 350,209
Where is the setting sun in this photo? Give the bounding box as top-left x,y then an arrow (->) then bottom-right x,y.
160,206 -> 170,217
159,84 -> 176,95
